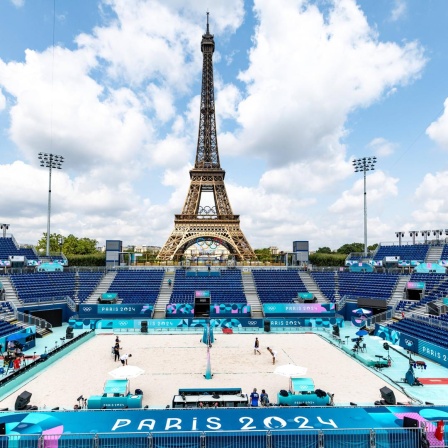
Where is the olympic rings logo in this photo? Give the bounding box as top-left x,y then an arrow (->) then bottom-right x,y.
267,306 -> 276,311
247,321 -> 258,325
82,307 -> 92,312
404,339 -> 414,347
195,237 -> 223,250
118,322 -> 128,326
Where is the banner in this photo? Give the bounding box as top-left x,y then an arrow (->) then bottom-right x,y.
78,304 -> 153,318
195,290 -> 211,298
69,317 -> 264,330
298,292 -> 314,300
269,316 -> 343,328
263,303 -> 335,316
1,405 -> 448,435
406,282 -> 426,290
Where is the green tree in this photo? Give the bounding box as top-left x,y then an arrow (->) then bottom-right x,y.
336,243 -> 364,254
36,233 -> 63,253
254,248 -> 273,262
368,243 -> 378,251
309,252 -> 346,267
316,246 -> 332,254
36,233 -> 98,255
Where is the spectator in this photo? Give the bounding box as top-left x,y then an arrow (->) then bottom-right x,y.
250,388 -> 259,407
260,389 -> 269,406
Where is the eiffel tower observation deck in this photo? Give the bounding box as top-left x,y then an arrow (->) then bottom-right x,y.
157,14 -> 256,262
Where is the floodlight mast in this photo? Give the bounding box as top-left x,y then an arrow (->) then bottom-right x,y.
38,153 -> 64,257
395,231 -> 404,246
352,157 -> 377,258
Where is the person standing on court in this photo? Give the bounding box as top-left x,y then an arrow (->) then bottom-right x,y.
267,347 -> 277,365
113,344 -> 120,362
250,388 -> 259,407
254,337 -> 261,355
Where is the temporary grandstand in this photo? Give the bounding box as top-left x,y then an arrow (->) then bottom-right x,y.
2,230 -> 448,446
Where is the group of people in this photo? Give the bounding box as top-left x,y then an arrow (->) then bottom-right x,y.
2,340 -> 25,372
250,388 -> 270,406
112,336 -> 132,366
253,338 -> 277,365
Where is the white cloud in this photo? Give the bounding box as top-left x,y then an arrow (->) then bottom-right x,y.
10,0 -> 24,7
0,89 -> 5,110
0,0 -> 431,252
390,0 -> 407,22
329,171 -> 399,214
367,137 -> 397,157
231,0 -> 425,171
411,171 -> 448,225
426,98 -> 448,150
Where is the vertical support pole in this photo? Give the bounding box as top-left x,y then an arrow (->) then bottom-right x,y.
46,163 -> 52,257
318,430 -> 324,448
363,165 -> 367,258
266,430 -> 272,448
204,320 -> 213,379
370,428 -> 376,448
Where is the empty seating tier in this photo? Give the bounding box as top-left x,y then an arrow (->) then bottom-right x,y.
252,270 -> 308,304
10,272 -> 103,304
0,237 -> 38,262
169,269 -> 246,304
338,272 -> 399,301
373,244 -> 429,262
107,270 -> 164,304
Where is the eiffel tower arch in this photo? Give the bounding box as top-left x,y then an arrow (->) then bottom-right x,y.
158,14 -> 256,262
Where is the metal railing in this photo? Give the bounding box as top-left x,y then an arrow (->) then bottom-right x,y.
410,313 -> 448,331
365,307 -> 396,326
0,427 -> 434,448
66,295 -> 77,312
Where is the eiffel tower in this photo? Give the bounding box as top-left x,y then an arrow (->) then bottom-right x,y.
158,14 -> 256,262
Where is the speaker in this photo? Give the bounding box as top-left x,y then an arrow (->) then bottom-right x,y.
66,326 -> 74,339
264,320 -> 271,332
0,422 -> 5,435
403,416 -> 419,428
15,391 -> 32,411
380,386 -> 396,405
141,321 -> 148,333
332,325 -> 340,337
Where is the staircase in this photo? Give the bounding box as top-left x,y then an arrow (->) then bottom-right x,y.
85,271 -> 117,304
389,274 -> 410,317
298,271 -> 327,302
153,270 -> 175,319
425,245 -> 443,263
0,275 -> 22,311
334,272 -> 340,302
242,271 -> 264,318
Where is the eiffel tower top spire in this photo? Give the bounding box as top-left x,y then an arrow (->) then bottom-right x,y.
195,12 -> 220,169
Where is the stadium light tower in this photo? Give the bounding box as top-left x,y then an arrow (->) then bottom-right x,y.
409,231 -> 418,245
1,223 -> 10,238
353,156 -> 377,258
421,230 -> 431,244
395,231 -> 404,246
433,230 -> 443,242
38,153 -> 64,257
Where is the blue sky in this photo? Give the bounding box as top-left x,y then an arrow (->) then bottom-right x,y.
1,0 -> 448,252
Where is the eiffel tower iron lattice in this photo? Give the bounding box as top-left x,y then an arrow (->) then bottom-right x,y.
158,14 -> 256,262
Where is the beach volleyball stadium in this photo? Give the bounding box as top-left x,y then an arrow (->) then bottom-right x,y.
1,14 -> 448,448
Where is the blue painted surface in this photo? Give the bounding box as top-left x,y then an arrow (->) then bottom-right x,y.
1,405 -> 448,434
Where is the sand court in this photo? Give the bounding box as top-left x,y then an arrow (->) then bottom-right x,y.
0,332 -> 409,410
